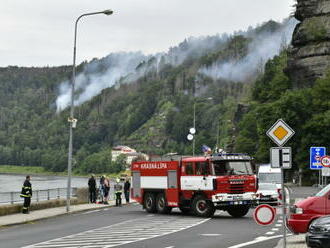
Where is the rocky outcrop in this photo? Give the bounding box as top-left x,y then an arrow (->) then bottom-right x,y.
295,0 -> 330,20
287,0 -> 330,87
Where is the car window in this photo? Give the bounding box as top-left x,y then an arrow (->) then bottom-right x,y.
195,162 -> 209,175
258,173 -> 281,183
185,163 -> 194,175
315,184 -> 330,197
258,183 -> 277,191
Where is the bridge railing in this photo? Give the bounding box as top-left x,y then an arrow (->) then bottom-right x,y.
0,188 -> 78,205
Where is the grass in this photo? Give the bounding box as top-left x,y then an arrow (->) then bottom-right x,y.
0,165 -> 49,175
0,165 -> 130,178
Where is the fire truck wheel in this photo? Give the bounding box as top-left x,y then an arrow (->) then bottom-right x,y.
192,195 -> 215,217
156,193 -> 172,214
227,206 -> 250,218
144,193 -> 157,213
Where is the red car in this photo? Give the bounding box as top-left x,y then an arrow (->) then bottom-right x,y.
288,184 -> 330,234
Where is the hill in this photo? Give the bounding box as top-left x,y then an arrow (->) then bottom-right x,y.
0,19 -> 303,175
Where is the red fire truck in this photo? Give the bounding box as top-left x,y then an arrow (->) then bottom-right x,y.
131,153 -> 259,218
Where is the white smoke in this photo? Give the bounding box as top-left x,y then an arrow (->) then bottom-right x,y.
55,19 -> 297,112
56,52 -> 150,112
199,18 -> 298,82
165,34 -> 229,65
55,36 -> 228,112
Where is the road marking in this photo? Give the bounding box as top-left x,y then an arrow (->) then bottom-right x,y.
272,228 -> 279,231
82,210 -> 101,215
265,231 -> 275,235
23,215 -> 210,248
275,224 -> 281,227
199,234 -> 222,237
254,236 -> 266,240
227,235 -> 284,248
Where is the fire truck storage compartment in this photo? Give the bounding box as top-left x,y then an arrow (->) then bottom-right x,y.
166,170 -> 179,207
168,170 -> 177,188
132,171 -> 141,198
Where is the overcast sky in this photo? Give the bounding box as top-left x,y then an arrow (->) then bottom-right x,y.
0,0 -> 295,67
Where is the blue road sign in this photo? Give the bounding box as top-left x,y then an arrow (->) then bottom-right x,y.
310,147 -> 326,170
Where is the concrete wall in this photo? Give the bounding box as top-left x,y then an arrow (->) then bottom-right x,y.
0,187 -> 89,216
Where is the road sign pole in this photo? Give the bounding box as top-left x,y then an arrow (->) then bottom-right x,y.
280,148 -> 286,248
266,119 -> 294,248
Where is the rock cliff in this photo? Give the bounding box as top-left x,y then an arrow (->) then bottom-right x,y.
287,0 -> 330,87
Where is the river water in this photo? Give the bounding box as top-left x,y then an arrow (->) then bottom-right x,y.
0,174 -> 89,193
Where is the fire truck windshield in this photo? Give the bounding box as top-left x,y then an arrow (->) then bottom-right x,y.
212,161 -> 253,175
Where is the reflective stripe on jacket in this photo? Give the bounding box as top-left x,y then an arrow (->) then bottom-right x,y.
114,183 -> 123,193
20,180 -> 32,198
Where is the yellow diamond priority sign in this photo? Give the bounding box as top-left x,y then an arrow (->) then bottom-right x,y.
267,119 -> 295,146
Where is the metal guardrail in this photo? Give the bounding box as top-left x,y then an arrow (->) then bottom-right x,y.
0,188 -> 78,205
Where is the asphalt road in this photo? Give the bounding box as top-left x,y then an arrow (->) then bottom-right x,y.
0,203 -> 286,248
0,186 -> 320,248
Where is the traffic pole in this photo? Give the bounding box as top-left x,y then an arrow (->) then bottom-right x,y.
279,148 -> 286,248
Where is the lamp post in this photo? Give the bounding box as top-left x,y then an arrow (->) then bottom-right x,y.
193,102 -> 196,156
190,97 -> 213,156
66,9 -> 113,213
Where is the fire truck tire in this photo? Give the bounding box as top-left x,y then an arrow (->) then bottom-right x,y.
144,193 -> 157,213
156,193 -> 172,214
227,206 -> 250,218
192,195 -> 215,217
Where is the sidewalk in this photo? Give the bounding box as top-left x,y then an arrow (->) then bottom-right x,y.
0,200 -> 120,227
275,234 -> 307,248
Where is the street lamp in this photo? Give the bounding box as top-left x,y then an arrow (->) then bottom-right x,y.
67,9 -> 113,213
189,97 -> 213,156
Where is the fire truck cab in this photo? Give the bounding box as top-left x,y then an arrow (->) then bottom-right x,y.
131,153 -> 258,218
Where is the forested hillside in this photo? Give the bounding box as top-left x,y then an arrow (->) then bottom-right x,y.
3,18 -> 323,180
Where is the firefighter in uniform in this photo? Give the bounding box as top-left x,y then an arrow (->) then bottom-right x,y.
114,178 -> 123,206
20,175 -> 32,214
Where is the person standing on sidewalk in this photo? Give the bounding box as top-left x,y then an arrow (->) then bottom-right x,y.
98,175 -> 105,203
20,175 -> 32,214
114,178 -> 123,206
88,174 -> 97,203
103,176 -> 110,204
124,178 -> 130,203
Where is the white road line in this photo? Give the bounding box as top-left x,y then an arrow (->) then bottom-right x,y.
227,235 -> 284,248
254,236 -> 267,240
164,246 -> 175,248
275,224 -> 281,227
272,228 -> 279,231
265,231 -> 275,235
199,234 -> 222,237
82,210 -> 102,214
